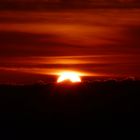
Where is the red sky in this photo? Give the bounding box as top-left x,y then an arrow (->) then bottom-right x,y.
0,9 -> 140,83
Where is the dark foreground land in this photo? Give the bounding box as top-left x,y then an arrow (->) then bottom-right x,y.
0,80 -> 140,128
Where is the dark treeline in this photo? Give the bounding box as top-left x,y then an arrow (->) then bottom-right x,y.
0,80 -> 140,128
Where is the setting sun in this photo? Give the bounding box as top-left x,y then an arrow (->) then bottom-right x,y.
57,71 -> 82,83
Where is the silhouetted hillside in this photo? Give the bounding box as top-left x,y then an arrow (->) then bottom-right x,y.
0,80 -> 140,128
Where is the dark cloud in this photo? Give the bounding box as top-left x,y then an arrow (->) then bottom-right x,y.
0,28 -> 139,57
0,31 -> 116,57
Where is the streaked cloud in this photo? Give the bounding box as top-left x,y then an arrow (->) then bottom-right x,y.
0,10 -> 140,83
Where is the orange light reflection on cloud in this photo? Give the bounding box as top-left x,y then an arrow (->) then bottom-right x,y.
0,66 -> 104,78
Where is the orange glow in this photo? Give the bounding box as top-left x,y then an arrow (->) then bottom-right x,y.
57,71 -> 82,83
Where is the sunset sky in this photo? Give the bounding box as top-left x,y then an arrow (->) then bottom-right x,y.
0,1 -> 140,83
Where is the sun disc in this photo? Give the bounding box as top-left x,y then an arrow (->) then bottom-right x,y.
57,71 -> 81,83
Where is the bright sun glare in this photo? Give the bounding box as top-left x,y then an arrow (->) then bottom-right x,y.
57,71 -> 82,83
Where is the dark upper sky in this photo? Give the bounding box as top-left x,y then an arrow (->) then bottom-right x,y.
0,0 -> 140,10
